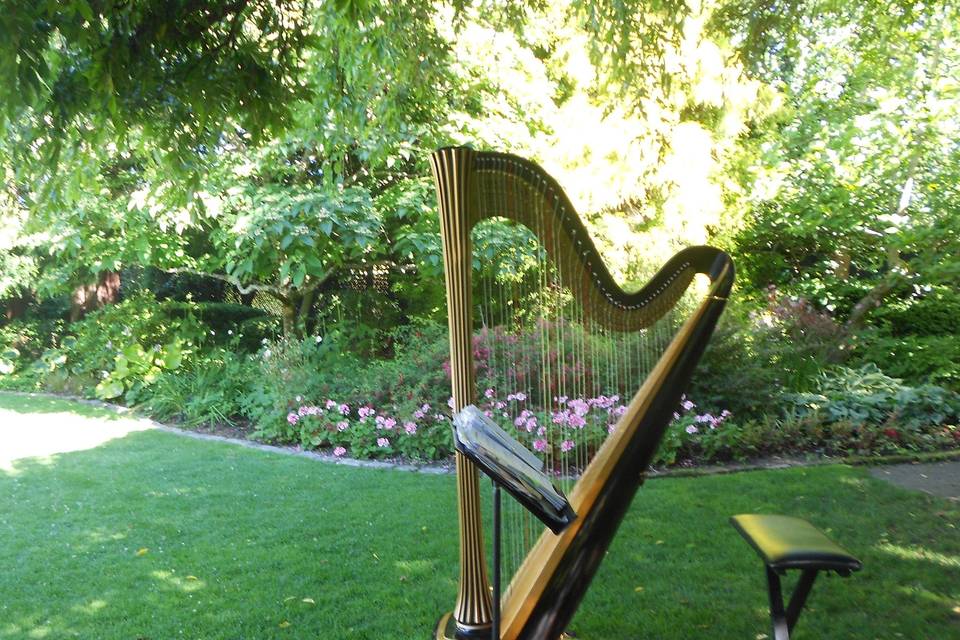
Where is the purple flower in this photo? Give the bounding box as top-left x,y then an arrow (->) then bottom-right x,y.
404,421 -> 417,435
325,399 -> 337,410
377,437 -> 390,448
333,446 -> 347,457
685,425 -> 699,435
287,412 -> 299,425
560,439 -> 575,452
533,439 -> 547,452
484,388 -> 496,399
336,420 -> 349,432
339,403 -> 350,415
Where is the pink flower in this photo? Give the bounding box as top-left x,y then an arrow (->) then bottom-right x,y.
681,399 -> 695,412
533,439 -> 547,452
287,412 -> 299,425
567,414 -> 586,429
377,437 -> 390,448
484,388 -> 496,399
404,422 -> 417,435
333,446 -> 347,457
514,392 -> 526,402
685,425 -> 699,435
568,398 -> 589,416
358,406 -> 375,420
560,439 -> 575,452
325,399 -> 337,409
339,403 -> 350,415
336,420 -> 349,432
525,418 -> 537,432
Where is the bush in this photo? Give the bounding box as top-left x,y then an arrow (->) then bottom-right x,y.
140,348 -> 257,427
689,291 -> 844,420
848,332 -> 960,392
781,364 -> 959,454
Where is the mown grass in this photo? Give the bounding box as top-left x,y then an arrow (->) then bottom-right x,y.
1,393 -> 957,639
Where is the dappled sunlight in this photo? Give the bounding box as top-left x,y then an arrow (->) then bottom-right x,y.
150,570 -> 206,593
394,559 -> 436,578
71,599 -> 108,616
0,407 -> 154,475
876,542 -> 960,569
894,583 -> 958,609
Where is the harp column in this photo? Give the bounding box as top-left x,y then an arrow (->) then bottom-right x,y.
431,147 -> 495,639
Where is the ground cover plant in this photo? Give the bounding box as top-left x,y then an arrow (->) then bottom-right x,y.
1,393 -> 958,639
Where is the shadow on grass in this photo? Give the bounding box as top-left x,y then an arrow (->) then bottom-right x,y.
0,425 -> 956,639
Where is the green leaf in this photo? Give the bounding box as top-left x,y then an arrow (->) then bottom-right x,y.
95,379 -> 125,400
292,266 -> 306,288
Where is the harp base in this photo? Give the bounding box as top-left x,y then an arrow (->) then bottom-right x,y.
433,612 -> 577,640
434,612 -> 491,640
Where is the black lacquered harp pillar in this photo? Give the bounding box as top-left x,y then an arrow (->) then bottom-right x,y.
430,146 -> 734,640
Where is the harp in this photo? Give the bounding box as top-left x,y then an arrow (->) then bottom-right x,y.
431,146 -> 734,640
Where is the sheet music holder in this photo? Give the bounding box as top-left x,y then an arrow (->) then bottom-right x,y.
452,405 -> 577,535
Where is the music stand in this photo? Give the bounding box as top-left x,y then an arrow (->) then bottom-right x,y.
453,405 -> 578,639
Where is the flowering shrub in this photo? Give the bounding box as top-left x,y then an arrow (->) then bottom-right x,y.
282,397 -> 454,461
653,396 -> 736,466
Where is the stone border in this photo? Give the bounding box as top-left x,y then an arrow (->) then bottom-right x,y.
3,390 -> 957,478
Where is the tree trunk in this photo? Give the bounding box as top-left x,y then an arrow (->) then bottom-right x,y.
70,270 -> 121,321
3,294 -> 30,321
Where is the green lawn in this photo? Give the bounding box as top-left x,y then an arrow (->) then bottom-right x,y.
1,393 -> 958,639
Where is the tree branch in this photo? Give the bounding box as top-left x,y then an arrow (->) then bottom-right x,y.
161,267 -> 289,299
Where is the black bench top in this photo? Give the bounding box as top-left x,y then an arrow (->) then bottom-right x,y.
730,514 -> 862,574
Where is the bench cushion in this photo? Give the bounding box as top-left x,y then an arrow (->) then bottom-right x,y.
730,514 -> 862,573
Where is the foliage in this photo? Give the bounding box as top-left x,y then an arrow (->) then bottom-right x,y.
689,292 -> 845,419
1,0 -> 313,182
653,396 -> 735,466
141,348 -> 257,428
849,333 -> 960,392
785,364 -> 960,433
727,1 -> 960,329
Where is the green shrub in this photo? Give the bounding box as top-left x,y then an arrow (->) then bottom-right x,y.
848,332 -> 960,392
868,285 -> 960,337
141,348 -> 257,427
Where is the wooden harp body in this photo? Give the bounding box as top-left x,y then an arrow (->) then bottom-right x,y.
431,147 -> 734,640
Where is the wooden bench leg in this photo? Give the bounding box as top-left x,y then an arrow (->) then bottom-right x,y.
766,567 -> 819,640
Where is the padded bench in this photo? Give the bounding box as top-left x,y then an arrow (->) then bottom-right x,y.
731,514 -> 862,640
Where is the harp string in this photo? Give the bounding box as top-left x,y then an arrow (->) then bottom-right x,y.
469,163 -> 688,591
